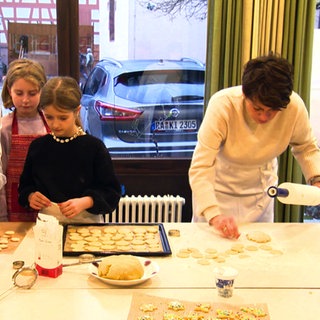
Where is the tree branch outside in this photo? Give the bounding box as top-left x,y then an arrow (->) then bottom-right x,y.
139,0 -> 207,20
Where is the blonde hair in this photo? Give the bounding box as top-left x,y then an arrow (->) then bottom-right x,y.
1,59 -> 47,109
40,76 -> 83,127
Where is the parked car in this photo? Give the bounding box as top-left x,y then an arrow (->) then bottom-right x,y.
80,58 -> 205,158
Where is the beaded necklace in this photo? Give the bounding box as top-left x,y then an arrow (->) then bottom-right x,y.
51,126 -> 85,143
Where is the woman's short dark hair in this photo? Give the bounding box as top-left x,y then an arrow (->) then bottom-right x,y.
242,53 -> 293,110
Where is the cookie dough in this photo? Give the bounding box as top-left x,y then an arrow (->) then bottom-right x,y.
246,231 -> 271,243
98,255 -> 144,280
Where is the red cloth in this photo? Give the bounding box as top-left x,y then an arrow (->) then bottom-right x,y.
6,110 -> 50,222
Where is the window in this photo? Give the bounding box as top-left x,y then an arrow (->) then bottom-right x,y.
0,1 -> 207,159
80,59 -> 205,158
80,1 -> 207,159
310,3 -> 320,145
83,67 -> 107,96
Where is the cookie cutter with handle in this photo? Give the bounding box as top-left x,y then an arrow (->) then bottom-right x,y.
62,253 -> 101,267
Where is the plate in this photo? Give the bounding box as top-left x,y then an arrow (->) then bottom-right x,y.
88,256 -> 160,286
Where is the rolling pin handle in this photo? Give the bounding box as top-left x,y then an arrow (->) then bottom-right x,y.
267,186 -> 278,197
277,188 -> 289,197
267,186 -> 289,198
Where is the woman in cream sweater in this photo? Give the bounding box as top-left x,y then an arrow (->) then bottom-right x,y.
189,53 -> 320,239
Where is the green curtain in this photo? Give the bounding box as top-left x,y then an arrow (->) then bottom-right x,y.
206,0 -> 316,222
276,0 -> 316,222
205,0 -> 243,105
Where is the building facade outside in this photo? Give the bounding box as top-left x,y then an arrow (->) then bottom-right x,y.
0,0 -> 207,69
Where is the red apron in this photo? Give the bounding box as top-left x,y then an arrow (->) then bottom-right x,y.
6,110 -> 50,222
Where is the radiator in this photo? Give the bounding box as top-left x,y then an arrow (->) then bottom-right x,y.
106,195 -> 185,223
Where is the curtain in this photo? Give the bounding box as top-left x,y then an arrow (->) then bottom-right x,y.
206,0 -> 316,222
277,0 -> 316,222
204,0 -> 243,104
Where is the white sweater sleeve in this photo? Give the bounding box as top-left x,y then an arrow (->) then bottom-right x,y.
189,92 -> 227,221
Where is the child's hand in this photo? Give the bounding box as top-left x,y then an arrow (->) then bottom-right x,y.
58,197 -> 93,218
28,191 -> 51,210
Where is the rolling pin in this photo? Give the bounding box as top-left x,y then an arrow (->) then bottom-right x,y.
267,182 -> 320,206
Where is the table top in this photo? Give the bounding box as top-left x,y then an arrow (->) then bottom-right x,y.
1,222 -> 320,319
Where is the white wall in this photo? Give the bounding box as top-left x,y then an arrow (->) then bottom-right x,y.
99,0 -> 131,60
311,29 -> 320,89
98,0 -> 206,63
130,2 -> 206,62
309,29 -> 320,143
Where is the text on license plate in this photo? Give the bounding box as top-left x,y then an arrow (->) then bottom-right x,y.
154,119 -> 197,131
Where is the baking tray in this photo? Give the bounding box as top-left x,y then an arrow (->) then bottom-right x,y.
62,223 -> 172,257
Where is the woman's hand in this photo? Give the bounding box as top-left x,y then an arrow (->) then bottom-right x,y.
58,196 -> 93,218
28,191 -> 51,210
209,215 -> 240,239
312,181 -> 320,188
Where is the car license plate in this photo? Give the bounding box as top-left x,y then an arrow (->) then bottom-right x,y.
154,119 -> 197,131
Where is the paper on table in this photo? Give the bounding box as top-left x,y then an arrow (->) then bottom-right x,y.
129,293 -> 270,319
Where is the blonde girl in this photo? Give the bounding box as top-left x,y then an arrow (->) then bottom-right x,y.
0,59 -> 50,221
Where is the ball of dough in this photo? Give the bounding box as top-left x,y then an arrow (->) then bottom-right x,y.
98,255 -> 144,280
246,231 -> 271,243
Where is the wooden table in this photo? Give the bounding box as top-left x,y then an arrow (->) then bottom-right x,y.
1,222 -> 320,319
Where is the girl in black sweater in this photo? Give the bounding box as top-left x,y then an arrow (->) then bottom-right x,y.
18,76 -> 121,223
